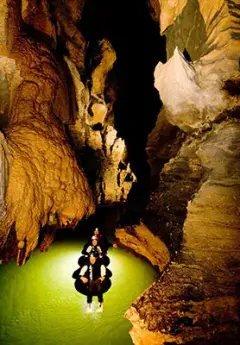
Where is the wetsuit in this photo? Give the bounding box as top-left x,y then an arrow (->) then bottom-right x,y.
79,260 -> 108,303
95,234 -> 113,255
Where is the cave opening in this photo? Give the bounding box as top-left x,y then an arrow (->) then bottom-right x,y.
79,0 -> 166,221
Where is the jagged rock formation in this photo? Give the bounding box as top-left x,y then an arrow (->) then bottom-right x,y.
147,141 -> 205,254
116,222 -> 170,271
0,131 -> 9,220
65,39 -> 136,203
154,47 -> 233,132
146,108 -> 185,179
127,1 -> 240,344
0,0 -> 239,343
153,0 -> 240,133
0,0 -> 137,264
0,0 -> 95,264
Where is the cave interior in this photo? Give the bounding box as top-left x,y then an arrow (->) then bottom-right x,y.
0,0 -> 240,344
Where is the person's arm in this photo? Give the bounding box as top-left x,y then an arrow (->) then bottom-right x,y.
97,246 -> 102,254
86,245 -> 92,254
79,265 -> 88,275
79,265 -> 88,283
100,265 -> 106,281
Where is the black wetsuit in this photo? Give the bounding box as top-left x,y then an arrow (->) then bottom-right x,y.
96,234 -> 113,255
79,259 -> 109,303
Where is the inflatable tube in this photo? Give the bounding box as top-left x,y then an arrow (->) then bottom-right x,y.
74,277 -> 111,296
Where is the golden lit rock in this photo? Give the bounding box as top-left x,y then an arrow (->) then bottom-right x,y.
159,0 -> 240,72
0,1 -> 8,55
90,102 -> 108,126
17,240 -> 24,249
154,47 -> 233,132
116,222 -> 170,271
0,131 -> 9,220
22,0 -> 56,44
144,1 -> 240,337
0,0 -> 95,264
91,39 -> 117,97
66,41 -> 136,203
51,0 -> 87,70
159,0 -> 187,33
144,118 -> 240,343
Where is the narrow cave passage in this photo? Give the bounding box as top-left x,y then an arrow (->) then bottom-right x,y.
80,0 -> 166,217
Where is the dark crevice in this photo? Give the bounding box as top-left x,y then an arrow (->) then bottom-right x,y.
183,48 -> 192,62
223,79 -> 240,96
80,0 -> 166,217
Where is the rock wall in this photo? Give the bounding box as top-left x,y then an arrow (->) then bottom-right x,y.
0,0 -> 95,264
65,39 -> 136,203
128,1 -> 240,344
116,222 -> 170,271
0,0 -> 137,263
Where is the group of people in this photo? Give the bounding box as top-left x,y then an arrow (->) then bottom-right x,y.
75,227 -> 117,313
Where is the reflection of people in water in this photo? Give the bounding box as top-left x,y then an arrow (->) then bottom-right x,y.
93,227 -> 118,255
78,252 -> 110,313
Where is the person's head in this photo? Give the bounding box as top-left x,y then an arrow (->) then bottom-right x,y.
94,227 -> 100,236
91,235 -> 98,247
89,252 -> 98,265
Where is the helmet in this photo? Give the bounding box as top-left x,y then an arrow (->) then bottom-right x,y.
91,235 -> 99,241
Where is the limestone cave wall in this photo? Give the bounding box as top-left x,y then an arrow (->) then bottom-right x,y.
0,0 -> 239,344
0,0 -> 97,264
0,0 -> 136,264
125,1 -> 240,344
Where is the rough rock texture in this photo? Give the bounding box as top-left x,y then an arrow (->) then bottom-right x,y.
147,0 -> 160,23
0,0 -> 95,264
0,56 -> 22,128
129,1 -> 240,344
0,132 -> 9,220
146,140 -> 205,254
116,222 -> 170,271
0,0 -> 136,263
159,0 -> 188,33
126,265 -> 239,345
137,118 -> 240,344
160,0 -> 240,68
146,108 -> 185,179
50,0 -> 87,71
154,47 -> 237,132
21,0 -> 56,45
154,0 -> 240,131
66,39 -> 136,203
51,2 -> 136,203
0,1 -> 8,55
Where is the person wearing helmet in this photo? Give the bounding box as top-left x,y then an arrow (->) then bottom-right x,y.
79,251 -> 110,313
82,236 -> 102,257
92,227 -> 118,255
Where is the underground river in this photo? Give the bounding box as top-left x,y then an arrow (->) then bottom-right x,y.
0,240 -> 157,345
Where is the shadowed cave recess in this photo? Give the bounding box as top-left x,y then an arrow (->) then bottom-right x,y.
0,0 -> 240,344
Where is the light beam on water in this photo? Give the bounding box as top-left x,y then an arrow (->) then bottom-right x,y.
0,241 -> 157,345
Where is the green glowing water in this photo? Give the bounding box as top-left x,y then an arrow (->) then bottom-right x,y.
0,241 -> 157,345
